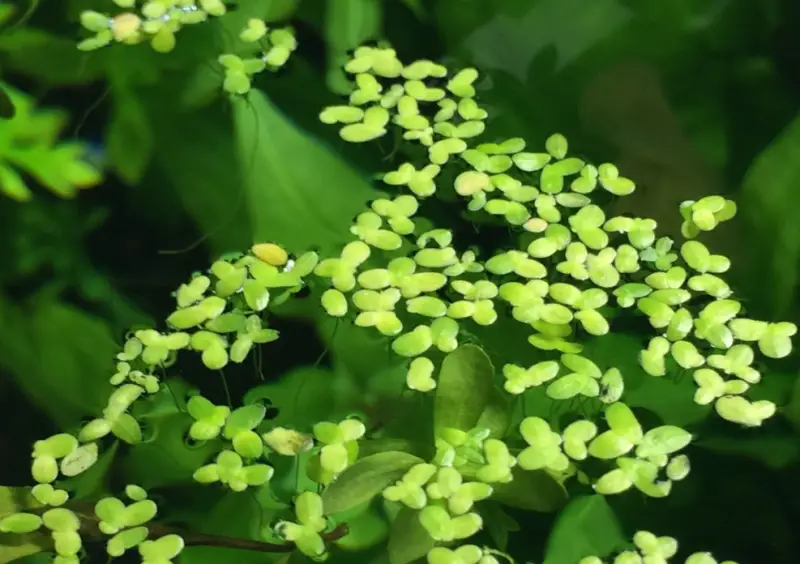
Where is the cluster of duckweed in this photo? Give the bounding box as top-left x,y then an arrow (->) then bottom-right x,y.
2,28 -> 795,564
315,45 -> 793,421
78,0 -> 231,53
311,46 -> 796,560
578,530 -> 737,564
217,19 -> 297,95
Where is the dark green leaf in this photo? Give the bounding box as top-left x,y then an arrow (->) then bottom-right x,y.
489,466 -> 567,513
233,90 -> 378,256
0,295 -> 116,428
106,92 -> 153,185
739,113 -> 800,318
480,501 -> 520,552
542,495 -> 626,564
387,506 -> 434,564
321,451 -> 423,514
696,434 -> 799,469
243,366 -> 345,432
434,345 -> 495,436
582,334 -> 709,426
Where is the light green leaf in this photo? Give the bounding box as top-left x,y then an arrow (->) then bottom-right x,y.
433,345 -> 495,436
321,452 -> 423,514
542,495 -> 626,564
233,90 -> 378,255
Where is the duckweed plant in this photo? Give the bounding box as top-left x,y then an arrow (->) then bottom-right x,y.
1,10 -> 796,564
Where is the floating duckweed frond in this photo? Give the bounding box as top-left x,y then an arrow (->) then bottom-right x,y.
78,0 -> 229,53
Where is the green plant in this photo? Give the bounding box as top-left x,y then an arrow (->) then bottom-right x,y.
0,8 -> 796,564
0,85 -> 102,201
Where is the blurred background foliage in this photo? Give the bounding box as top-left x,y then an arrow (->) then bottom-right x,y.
0,0 -> 799,563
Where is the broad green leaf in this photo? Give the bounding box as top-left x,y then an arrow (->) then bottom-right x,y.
325,0 -> 382,94
739,112 -> 800,318
121,412 -> 218,489
334,504 -> 389,551
106,91 -> 153,185
178,491 -> 267,564
387,506 -> 434,564
433,345 -> 495,436
148,100 -> 252,255
0,295 -> 116,428
696,434 -> 799,469
489,467 -> 567,513
474,386 -> 512,438
243,366 -> 344,432
321,452 -> 423,514
542,495 -> 626,564
0,29 -> 104,85
233,90 -> 378,255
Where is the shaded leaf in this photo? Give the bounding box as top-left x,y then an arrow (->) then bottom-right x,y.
233,90 -> 378,256
325,0 -> 382,94
542,495 -> 626,564
387,506 -> 434,564
106,91 -> 153,185
696,434 -> 799,470
434,345 -> 495,436
321,452 -> 423,514
739,112 -> 800,318
489,466 -> 568,513
480,501 -> 520,552
0,295 -> 116,428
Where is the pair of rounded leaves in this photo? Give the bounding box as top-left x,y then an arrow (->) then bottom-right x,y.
547,354 -> 622,402
222,404 -> 268,458
427,545 -> 500,564
95,496 -> 157,535
517,417 -> 569,473
384,162 -> 442,198
187,395 -> 230,441
313,419 -> 366,475
590,403 -> 692,461
193,450 -> 274,491
274,491 -> 327,558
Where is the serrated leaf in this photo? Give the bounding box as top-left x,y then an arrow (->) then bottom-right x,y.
321,452 -> 423,514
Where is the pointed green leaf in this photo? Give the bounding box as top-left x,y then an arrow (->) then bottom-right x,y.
434,345 -> 495,436
321,452 -> 423,514
543,495 -> 626,564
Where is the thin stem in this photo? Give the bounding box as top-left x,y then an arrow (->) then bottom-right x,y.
64,501 -> 348,554
219,369 -> 233,407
